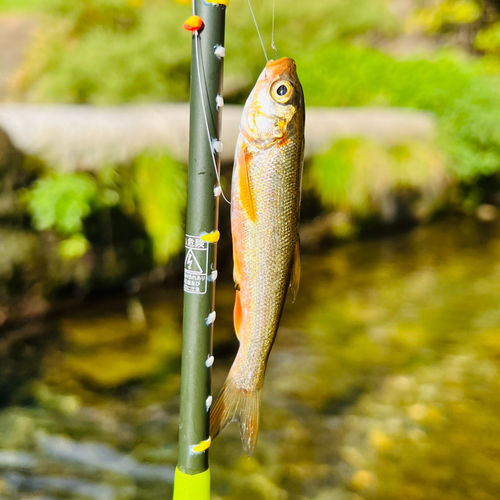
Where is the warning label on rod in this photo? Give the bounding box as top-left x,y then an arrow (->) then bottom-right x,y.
184,235 -> 209,295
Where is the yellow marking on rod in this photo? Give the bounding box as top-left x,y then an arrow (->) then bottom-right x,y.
201,231 -> 220,243
193,437 -> 212,452
205,0 -> 230,5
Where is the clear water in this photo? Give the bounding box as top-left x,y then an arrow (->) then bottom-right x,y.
0,218 -> 499,500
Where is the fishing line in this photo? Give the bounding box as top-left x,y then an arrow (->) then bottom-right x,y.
271,0 -> 278,59
247,0 -> 268,62
194,32 -> 231,205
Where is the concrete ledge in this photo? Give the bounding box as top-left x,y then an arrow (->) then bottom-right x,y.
0,104 -> 436,170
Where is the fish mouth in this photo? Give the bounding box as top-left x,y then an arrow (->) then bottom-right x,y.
265,57 -> 297,78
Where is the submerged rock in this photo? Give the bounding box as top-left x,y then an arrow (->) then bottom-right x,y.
3,472 -> 128,500
36,433 -> 175,483
0,450 -> 37,469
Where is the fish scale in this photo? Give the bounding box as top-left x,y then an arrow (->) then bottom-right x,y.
210,57 -> 305,455
232,140 -> 302,390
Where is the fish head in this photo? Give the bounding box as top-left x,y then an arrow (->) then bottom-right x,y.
241,57 -> 304,148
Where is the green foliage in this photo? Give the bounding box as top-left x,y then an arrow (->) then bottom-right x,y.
11,0 -> 500,224
298,43 -> 500,185
23,172 -> 97,260
298,44 -> 468,110
22,155 -> 187,265
412,0 -> 483,33
409,0 -> 500,74
475,21 -> 500,54
19,1 -> 191,103
25,172 -> 97,234
0,0 -> 52,12
132,152 -> 186,265
16,0 -> 396,104
58,233 -> 90,260
440,82 -> 500,177
308,138 -> 448,218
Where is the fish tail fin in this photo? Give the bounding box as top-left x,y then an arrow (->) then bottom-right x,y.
210,376 -> 262,456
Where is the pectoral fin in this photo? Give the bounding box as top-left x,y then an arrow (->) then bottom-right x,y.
290,239 -> 301,302
237,143 -> 256,223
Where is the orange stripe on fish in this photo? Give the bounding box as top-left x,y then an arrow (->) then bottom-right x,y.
237,142 -> 257,223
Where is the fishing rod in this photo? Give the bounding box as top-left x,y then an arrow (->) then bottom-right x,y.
174,0 -> 284,495
173,0 -> 228,498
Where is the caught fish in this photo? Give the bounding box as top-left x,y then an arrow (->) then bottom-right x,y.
210,57 -> 305,455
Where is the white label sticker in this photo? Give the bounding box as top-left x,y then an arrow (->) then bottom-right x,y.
184,235 -> 209,294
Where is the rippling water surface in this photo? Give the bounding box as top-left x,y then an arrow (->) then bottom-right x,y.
0,218 -> 499,500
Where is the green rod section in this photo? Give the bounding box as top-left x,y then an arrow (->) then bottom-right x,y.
175,0 -> 227,490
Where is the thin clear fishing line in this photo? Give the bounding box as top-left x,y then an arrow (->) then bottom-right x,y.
194,33 -> 231,205
247,0 -> 268,62
271,0 -> 278,59
191,0 -> 229,203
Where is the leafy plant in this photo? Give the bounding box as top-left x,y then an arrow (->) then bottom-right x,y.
22,155 -> 187,264
22,172 -> 97,259
297,43 -> 500,182
132,152 -> 186,265
475,21 -> 500,54
14,0 -> 396,104
411,0 -> 483,33
25,173 -> 97,234
308,138 -> 448,218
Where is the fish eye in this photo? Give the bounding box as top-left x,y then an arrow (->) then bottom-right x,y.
271,80 -> 293,104
277,85 -> 288,96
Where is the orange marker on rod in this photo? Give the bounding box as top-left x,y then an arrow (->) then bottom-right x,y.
184,15 -> 203,32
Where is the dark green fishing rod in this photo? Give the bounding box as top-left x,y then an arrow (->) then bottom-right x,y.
173,0 -> 228,498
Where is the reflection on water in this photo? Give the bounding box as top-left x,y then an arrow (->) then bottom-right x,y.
0,218 -> 499,500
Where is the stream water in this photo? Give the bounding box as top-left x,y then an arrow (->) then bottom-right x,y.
0,217 -> 499,500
